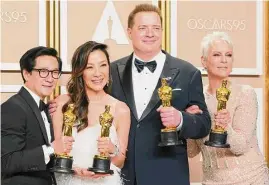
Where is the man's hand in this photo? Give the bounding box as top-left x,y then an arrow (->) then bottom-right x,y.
157,106 -> 181,128
52,136 -> 75,154
185,105 -> 203,114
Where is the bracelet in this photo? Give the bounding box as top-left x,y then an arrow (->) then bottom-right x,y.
109,144 -> 120,157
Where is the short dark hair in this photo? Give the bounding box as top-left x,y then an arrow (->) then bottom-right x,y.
19,46 -> 62,83
128,3 -> 162,28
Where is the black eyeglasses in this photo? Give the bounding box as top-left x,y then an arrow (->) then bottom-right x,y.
32,68 -> 61,79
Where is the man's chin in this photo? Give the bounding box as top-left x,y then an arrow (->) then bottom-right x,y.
41,90 -> 54,97
141,48 -> 160,54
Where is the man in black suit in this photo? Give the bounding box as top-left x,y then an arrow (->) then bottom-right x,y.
1,47 -> 74,185
110,4 -> 211,185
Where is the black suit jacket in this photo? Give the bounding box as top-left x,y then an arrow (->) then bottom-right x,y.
1,87 -> 54,185
111,51 -> 211,185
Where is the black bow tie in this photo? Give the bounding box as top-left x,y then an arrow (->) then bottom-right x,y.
134,58 -> 157,73
39,100 -> 47,112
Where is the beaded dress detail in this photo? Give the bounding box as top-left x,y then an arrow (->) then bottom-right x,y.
188,83 -> 269,185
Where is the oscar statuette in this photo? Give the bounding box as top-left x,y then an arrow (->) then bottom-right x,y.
88,105 -> 114,174
205,80 -> 231,148
50,104 -> 76,173
158,78 -> 182,147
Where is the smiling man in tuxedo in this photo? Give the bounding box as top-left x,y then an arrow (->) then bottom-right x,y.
1,46 -> 74,185
110,4 -> 211,185
46,4 -> 211,185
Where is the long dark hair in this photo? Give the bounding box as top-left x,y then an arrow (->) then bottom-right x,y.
64,41 -> 111,132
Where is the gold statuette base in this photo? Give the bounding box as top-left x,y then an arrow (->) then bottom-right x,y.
161,127 -> 177,132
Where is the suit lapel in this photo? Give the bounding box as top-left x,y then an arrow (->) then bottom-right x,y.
19,87 -> 49,145
117,54 -> 139,121
139,53 -> 180,121
45,108 -> 54,142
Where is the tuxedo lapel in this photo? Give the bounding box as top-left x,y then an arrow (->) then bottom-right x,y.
160,54 -> 181,87
45,108 -> 54,142
19,87 -> 49,145
117,54 -> 139,121
139,53 -> 180,121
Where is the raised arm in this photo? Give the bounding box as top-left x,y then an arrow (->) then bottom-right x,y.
111,101 -> 131,168
51,94 -> 74,156
52,94 -> 71,140
226,87 -> 258,155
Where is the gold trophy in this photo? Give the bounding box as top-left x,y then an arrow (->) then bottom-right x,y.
50,104 -> 76,173
205,80 -> 231,148
88,105 -> 114,174
158,78 -> 183,147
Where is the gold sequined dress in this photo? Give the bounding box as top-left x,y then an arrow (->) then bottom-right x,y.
188,83 -> 269,185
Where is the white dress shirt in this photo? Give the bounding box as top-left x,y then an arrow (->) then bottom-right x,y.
132,52 -> 183,129
132,51 -> 166,118
23,86 -> 54,164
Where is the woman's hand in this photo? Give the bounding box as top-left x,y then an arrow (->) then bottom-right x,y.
185,105 -> 203,114
97,137 -> 116,156
214,109 -> 231,129
52,136 -> 74,154
74,167 -> 110,179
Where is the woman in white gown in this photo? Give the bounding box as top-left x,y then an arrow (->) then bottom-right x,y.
52,41 -> 131,185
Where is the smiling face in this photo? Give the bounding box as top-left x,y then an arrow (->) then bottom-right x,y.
83,49 -> 109,94
127,11 -> 162,59
24,55 -> 59,99
202,39 -> 233,79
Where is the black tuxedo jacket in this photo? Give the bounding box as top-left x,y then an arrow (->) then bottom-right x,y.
1,87 -> 55,185
111,51 -> 211,185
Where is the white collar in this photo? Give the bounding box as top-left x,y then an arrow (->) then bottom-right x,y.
133,51 -> 164,63
23,85 -> 41,107
132,51 -> 166,73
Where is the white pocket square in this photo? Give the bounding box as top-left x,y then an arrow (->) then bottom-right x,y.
162,77 -> 172,81
172,88 -> 182,91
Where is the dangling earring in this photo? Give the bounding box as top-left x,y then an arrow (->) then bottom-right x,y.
107,77 -> 112,87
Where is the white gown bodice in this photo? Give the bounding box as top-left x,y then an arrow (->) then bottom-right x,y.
55,98 -> 123,185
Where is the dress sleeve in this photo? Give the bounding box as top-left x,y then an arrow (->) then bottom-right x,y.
187,139 -> 201,158
226,86 -> 258,155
